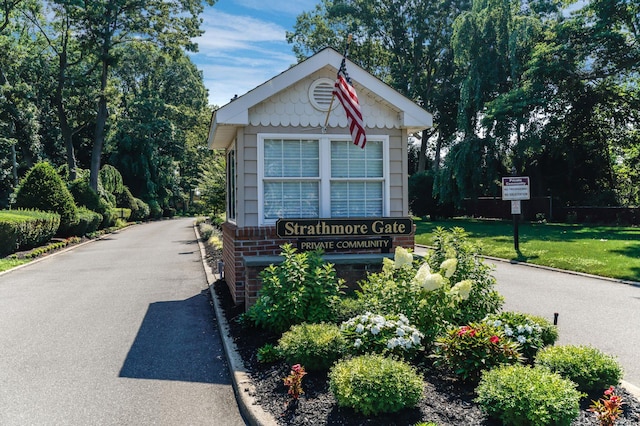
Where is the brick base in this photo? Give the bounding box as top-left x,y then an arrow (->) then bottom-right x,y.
221,221 -> 415,310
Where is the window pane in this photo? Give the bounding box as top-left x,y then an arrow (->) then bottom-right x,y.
331,181 -> 382,218
264,139 -> 319,178
331,139 -> 383,178
264,181 -> 319,219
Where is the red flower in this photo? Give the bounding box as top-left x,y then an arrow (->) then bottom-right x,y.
457,326 -> 470,336
490,335 -> 500,344
604,386 -> 615,396
469,329 -> 477,337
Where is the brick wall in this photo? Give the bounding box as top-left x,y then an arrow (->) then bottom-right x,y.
221,221 -> 415,309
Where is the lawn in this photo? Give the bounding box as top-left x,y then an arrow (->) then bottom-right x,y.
0,258 -> 30,273
414,218 -> 640,282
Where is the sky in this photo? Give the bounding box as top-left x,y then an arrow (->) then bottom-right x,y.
189,0 -> 318,108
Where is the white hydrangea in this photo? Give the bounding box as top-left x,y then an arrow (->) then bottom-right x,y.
450,279 -> 473,300
393,246 -> 413,269
440,258 -> 458,278
354,338 -> 362,348
517,335 -> 527,344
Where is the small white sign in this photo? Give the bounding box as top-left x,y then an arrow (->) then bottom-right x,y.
502,176 -> 530,200
511,200 -> 521,215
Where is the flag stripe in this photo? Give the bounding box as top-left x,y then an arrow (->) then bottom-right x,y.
334,58 -> 367,149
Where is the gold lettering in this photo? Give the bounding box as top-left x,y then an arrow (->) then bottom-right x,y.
284,222 -> 295,236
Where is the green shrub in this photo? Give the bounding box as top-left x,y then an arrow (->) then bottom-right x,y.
0,209 -> 60,256
256,344 -> 282,364
428,227 -> 504,324
98,164 -> 124,194
340,312 -> 423,360
434,322 -> 522,382
199,223 -> 214,239
246,244 -> 344,333
475,364 -> 583,426
14,162 -> 79,236
147,199 -> 163,219
277,323 -> 345,371
66,207 -> 102,236
334,295 -> 369,324
535,345 -> 623,393
131,198 -> 150,221
329,354 -> 423,416
483,311 -> 557,361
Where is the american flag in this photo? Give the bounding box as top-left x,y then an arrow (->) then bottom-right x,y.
334,57 -> 367,149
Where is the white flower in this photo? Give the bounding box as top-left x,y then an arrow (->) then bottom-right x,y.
398,314 -> 409,324
504,326 -> 513,337
355,324 -> 365,333
393,246 -> 413,269
440,258 -> 458,278
411,331 -> 422,345
493,320 -> 503,327
371,325 -> 380,335
524,325 -> 533,334
396,327 -> 405,337
354,338 -> 362,348
517,335 -> 527,344
422,273 -> 445,292
383,257 -> 395,270
517,325 -> 525,334
450,279 -> 473,300
387,338 -> 399,349
412,263 -> 431,286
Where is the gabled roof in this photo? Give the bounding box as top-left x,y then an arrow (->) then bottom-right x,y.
207,47 -> 433,149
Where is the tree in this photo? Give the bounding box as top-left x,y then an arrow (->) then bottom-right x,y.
54,0 -> 216,192
108,42 -> 210,208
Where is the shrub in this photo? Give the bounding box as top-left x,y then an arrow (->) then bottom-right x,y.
256,344 -> 282,364
428,227 -> 504,324
0,209 -> 60,256
147,199 -> 163,219
199,223 -> 214,240
277,323 -> 345,371
14,162 -> 79,236
329,354 -> 423,416
131,198 -> 150,221
334,295 -> 369,324
340,312 -> 423,360
483,311 -> 557,361
434,322 -> 522,382
535,345 -> 623,393
475,364 -> 583,426
66,207 -> 102,236
246,244 -> 344,333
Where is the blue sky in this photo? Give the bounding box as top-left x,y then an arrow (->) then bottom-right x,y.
189,0 -> 318,107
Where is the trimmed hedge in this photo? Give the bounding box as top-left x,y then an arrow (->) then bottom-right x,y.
0,209 -> 60,256
66,207 -> 102,237
14,162 -> 78,236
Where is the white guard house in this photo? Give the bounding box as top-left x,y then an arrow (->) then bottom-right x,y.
207,47 -> 433,309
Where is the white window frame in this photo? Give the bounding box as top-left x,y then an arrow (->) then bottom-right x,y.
257,133 -> 390,225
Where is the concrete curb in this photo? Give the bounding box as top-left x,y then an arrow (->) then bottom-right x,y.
194,223 -> 277,426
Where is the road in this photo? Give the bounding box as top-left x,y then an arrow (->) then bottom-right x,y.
0,218 -> 246,426
491,261 -> 640,387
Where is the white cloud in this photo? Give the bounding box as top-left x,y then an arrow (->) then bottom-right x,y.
234,0 -> 317,16
190,8 -> 301,107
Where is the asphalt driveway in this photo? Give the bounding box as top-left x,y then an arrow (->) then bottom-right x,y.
0,218 -> 246,425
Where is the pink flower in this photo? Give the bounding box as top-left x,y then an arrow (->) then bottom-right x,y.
604,386 -> 615,396
457,326 -> 470,336
490,335 -> 500,344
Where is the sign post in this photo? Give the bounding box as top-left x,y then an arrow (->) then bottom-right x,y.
502,176 -> 530,251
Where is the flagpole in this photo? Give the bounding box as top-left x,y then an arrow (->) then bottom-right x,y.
322,34 -> 352,133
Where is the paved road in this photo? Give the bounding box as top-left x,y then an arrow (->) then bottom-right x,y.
491,261 -> 640,387
0,218 -> 246,426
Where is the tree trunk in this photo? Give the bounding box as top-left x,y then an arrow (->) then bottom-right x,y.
90,58 -> 109,191
417,129 -> 428,173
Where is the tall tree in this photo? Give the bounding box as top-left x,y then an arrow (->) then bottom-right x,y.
55,0 -> 216,191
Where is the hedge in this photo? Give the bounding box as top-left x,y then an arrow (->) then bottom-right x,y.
0,209 -> 60,257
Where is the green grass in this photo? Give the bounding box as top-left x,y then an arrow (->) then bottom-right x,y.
414,218 -> 640,282
0,257 -> 30,273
